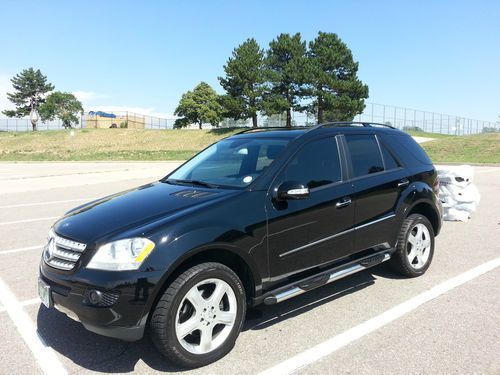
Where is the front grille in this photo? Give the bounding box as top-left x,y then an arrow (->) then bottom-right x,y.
44,233 -> 87,271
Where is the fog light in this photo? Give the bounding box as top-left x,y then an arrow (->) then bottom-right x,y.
88,290 -> 102,305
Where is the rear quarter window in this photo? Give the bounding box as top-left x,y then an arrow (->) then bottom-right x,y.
381,134 -> 433,166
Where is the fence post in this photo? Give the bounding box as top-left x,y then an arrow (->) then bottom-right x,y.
431,112 -> 434,133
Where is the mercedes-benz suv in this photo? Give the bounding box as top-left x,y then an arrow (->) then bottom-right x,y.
39,123 -> 442,367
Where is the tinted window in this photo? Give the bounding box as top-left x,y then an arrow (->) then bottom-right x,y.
281,137 -> 341,189
345,135 -> 384,177
380,142 -> 401,170
382,134 -> 433,167
395,135 -> 433,165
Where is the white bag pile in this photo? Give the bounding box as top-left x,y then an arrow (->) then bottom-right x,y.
436,165 -> 480,222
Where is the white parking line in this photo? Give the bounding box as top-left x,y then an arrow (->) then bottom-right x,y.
0,245 -> 43,255
0,197 -> 96,209
259,257 -> 500,375
0,297 -> 40,313
0,278 -> 67,375
0,216 -> 59,226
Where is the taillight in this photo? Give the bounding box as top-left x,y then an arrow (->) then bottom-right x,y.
433,176 -> 440,194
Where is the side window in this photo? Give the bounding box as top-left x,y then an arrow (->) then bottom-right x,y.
345,134 -> 384,177
379,141 -> 401,170
281,138 -> 341,189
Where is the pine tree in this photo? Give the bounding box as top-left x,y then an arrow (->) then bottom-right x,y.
264,33 -> 308,127
307,32 -> 368,123
2,68 -> 54,130
219,38 -> 266,128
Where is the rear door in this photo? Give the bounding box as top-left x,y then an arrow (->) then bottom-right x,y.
343,133 -> 409,252
266,136 -> 355,282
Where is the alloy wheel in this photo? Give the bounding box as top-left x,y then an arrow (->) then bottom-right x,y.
175,278 -> 237,355
406,223 -> 431,269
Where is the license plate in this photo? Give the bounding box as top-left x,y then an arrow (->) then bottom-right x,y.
38,278 -> 52,308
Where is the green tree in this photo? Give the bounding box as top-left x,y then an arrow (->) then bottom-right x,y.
219,38 -> 266,128
174,82 -> 223,129
39,91 -> 84,129
2,68 -> 54,131
264,33 -> 308,127
307,32 -> 368,123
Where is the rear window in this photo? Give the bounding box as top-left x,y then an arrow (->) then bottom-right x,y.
383,134 -> 433,166
345,135 -> 384,177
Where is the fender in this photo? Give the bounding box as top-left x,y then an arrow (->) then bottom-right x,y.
393,181 -> 440,242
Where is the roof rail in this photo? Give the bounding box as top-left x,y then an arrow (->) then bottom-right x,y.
235,126 -> 310,134
314,121 -> 396,130
230,122 -> 395,135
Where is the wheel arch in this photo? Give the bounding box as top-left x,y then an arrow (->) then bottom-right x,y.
146,245 -> 259,324
406,201 -> 441,235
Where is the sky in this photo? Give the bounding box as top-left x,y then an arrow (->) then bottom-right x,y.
0,0 -> 498,121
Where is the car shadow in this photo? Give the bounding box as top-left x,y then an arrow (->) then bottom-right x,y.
36,266 -> 386,373
36,307 -> 185,373
243,268 -> 377,331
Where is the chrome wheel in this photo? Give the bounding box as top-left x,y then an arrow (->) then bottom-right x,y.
175,278 -> 237,355
406,223 -> 431,269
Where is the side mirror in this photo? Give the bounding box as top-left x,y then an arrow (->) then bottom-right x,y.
276,181 -> 310,201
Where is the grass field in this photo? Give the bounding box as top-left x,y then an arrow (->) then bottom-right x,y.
0,128 -> 498,163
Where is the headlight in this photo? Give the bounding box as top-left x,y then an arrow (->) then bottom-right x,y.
87,238 -> 155,271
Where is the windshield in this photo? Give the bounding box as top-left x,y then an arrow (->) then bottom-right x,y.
167,137 -> 290,189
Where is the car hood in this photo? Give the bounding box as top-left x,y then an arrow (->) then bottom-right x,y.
53,181 -> 235,244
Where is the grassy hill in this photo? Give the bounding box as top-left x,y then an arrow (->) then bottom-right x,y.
0,128 -> 498,163
0,128 -> 240,161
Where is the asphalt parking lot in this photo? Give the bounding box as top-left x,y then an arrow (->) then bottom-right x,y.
0,162 -> 499,375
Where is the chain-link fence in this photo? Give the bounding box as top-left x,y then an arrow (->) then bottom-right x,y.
0,103 -> 498,134
353,103 -> 498,135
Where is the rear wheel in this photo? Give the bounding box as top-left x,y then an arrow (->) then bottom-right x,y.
390,214 -> 435,277
150,262 -> 246,368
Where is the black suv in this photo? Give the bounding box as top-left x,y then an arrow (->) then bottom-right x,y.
39,123 -> 442,367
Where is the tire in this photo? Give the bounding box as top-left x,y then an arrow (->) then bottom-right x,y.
150,262 -> 246,368
390,214 -> 435,277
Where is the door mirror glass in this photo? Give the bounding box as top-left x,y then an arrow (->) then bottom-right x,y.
276,181 -> 310,201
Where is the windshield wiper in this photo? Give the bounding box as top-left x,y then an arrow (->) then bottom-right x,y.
166,179 -> 219,189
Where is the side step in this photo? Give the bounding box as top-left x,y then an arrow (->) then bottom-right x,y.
263,251 -> 392,305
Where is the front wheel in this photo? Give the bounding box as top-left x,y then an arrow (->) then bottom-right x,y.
390,214 -> 435,277
150,262 -> 246,368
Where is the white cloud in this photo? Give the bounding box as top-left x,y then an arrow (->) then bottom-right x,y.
0,78 -> 173,120
72,90 -> 108,102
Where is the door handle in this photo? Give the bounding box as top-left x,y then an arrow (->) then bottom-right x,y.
335,198 -> 352,208
397,179 -> 410,188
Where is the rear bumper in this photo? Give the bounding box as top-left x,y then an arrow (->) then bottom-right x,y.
39,262 -> 164,341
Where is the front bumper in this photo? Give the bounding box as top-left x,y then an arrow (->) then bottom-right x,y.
39,261 -> 164,341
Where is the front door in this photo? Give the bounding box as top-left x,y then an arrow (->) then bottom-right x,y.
266,136 -> 355,284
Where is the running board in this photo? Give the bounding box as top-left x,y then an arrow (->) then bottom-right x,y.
263,251 -> 392,305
